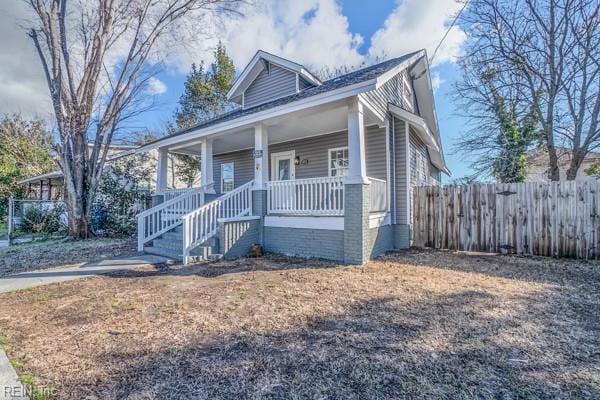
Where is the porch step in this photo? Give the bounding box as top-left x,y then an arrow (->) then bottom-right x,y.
144,244 -> 218,262
143,224 -> 220,263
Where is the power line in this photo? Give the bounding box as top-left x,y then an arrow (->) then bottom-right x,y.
430,0 -> 470,65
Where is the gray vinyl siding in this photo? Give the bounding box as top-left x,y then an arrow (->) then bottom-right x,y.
244,64 -> 297,108
212,127 -> 387,190
363,70 -> 416,117
269,126 -> 386,180
269,131 -> 346,179
409,126 -> 438,187
213,149 -> 254,194
393,117 -> 409,225
365,125 -> 387,181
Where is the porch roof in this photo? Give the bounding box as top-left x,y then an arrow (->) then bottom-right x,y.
18,171 -> 64,185
137,50 -> 424,153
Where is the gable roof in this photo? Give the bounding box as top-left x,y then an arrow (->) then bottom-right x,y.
227,50 -> 322,104
141,50 -> 424,150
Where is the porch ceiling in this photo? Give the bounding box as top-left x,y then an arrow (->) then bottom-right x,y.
168,99 -> 382,156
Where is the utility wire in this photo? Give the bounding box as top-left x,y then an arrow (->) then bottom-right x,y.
429,0 -> 470,65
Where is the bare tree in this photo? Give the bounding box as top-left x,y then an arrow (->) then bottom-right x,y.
461,0 -> 600,180
24,0 -> 240,238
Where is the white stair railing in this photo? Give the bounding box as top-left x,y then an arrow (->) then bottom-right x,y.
137,187 -> 206,251
182,180 -> 254,264
368,177 -> 387,212
266,176 -> 345,215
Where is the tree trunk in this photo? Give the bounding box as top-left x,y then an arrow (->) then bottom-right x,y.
547,143 -> 561,181
566,151 -> 585,180
64,181 -> 91,239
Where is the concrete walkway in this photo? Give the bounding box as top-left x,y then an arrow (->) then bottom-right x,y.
0,254 -> 169,293
0,349 -> 26,400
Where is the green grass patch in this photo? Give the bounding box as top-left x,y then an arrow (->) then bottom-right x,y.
0,335 -> 9,351
18,374 -> 55,400
10,358 -> 23,370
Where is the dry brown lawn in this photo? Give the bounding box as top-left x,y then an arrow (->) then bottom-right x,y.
0,250 -> 598,399
0,238 -> 136,277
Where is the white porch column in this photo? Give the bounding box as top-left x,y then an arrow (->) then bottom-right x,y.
254,124 -> 269,189
346,97 -> 368,184
201,138 -> 215,193
156,147 -> 169,194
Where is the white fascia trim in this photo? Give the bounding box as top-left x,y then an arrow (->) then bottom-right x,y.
137,80 -> 378,153
227,52 -> 265,100
298,68 -> 322,86
374,51 -> 425,90
358,94 -> 385,123
389,104 -> 450,174
265,215 -> 344,230
389,105 -> 438,150
218,215 -> 261,223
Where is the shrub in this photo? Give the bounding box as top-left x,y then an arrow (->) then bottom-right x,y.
92,153 -> 152,236
19,203 -> 67,236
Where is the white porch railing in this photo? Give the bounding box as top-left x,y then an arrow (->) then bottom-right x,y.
137,186 -> 206,251
182,180 -> 254,264
164,188 -> 194,202
164,184 -> 214,202
369,177 -> 387,212
266,176 -> 345,215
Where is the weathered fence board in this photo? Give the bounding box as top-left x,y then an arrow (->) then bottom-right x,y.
413,182 -> 600,259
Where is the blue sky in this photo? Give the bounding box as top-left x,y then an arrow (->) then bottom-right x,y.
0,0 -> 472,179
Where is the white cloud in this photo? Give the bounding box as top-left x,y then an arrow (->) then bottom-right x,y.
0,2 -> 53,119
222,0 -> 364,72
430,72 -> 445,91
159,0 -> 365,74
146,77 -> 167,95
368,0 -> 467,67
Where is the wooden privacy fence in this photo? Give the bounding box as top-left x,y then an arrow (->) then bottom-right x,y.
413,182 -> 600,259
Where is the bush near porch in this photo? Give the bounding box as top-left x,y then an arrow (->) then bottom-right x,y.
0,250 -> 597,399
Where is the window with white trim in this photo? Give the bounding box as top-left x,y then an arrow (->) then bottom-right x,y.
221,162 -> 234,192
329,147 -> 349,177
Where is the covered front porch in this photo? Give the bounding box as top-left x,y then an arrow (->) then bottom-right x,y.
153,96 -> 390,218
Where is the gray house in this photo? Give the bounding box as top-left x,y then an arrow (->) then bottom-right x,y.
136,49 -> 448,264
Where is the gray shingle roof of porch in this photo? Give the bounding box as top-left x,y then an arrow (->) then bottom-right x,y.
144,51 -> 421,147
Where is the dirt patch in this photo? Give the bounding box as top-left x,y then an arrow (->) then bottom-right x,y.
0,250 -> 598,399
0,238 -> 137,276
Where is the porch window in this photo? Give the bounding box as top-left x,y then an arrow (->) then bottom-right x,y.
329,147 -> 349,177
221,162 -> 234,192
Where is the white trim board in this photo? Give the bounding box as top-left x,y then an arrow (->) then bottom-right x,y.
369,212 -> 390,229
218,216 -> 261,223
265,216 -> 344,230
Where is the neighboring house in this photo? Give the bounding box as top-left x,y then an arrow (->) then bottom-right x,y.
136,49 -> 449,264
526,147 -> 600,182
18,144 -> 188,200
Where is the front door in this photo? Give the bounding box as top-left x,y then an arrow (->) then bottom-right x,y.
271,150 -> 295,181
